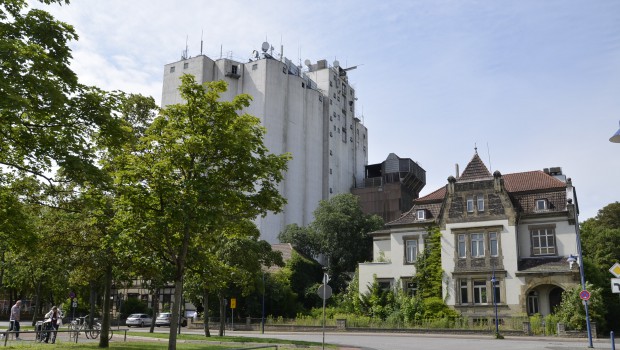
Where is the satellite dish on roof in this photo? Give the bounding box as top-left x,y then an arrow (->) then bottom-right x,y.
333,60 -> 340,68
304,59 -> 311,67
261,41 -> 270,52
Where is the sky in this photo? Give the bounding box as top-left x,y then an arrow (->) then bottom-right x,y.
35,0 -> 620,220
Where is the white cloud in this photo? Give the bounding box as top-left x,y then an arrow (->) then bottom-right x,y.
30,0 -> 620,219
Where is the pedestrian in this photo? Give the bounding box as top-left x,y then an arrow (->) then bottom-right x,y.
9,300 -> 21,340
43,306 -> 63,343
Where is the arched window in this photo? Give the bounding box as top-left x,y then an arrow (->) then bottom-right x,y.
527,291 -> 539,315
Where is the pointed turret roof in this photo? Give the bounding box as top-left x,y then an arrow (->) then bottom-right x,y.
459,153 -> 491,181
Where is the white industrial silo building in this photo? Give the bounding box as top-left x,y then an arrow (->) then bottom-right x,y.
161,44 -> 368,243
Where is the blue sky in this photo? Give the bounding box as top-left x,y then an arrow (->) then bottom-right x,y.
39,0 -> 620,220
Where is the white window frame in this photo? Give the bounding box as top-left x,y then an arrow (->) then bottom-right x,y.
416,209 -> 426,220
471,233 -> 485,258
466,196 -> 474,212
405,239 -> 417,263
404,281 -> 417,296
492,279 -> 501,303
460,280 -> 468,304
527,291 -> 539,315
473,280 -> 487,304
531,227 -> 556,256
535,199 -> 548,211
489,232 -> 498,257
457,234 -> 466,258
477,194 -> 484,211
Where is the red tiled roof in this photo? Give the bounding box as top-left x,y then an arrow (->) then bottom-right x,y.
417,186 -> 446,202
459,153 -> 491,181
503,171 -> 566,192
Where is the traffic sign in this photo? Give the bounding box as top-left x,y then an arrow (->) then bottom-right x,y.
579,290 -> 591,301
69,291 -> 76,299
612,279 -> 620,294
230,298 -> 236,309
610,263 -> 620,278
317,284 -> 332,299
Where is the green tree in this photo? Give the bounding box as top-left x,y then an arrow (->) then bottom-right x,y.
412,226 -> 443,299
1,0 -> 129,187
115,75 -> 289,350
580,201 -> 620,332
278,224 -> 318,258
280,194 -> 383,293
555,283 -> 605,331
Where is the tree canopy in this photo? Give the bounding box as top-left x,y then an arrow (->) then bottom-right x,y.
115,75 -> 289,349
279,193 -> 383,293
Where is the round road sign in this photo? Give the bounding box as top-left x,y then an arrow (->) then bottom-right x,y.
317,284 -> 332,299
579,290 -> 591,301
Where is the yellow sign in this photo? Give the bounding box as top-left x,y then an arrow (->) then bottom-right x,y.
610,263 -> 620,278
230,298 -> 236,309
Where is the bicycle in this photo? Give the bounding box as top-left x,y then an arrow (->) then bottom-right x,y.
69,315 -> 90,339
35,321 -> 51,343
69,315 -> 113,340
88,321 -> 113,340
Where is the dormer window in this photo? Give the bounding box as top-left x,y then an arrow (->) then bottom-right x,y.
416,209 -> 426,220
535,199 -> 548,211
477,194 -> 484,211
466,196 -> 474,212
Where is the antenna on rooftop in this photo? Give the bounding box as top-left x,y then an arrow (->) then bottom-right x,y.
487,142 -> 492,172
200,30 -> 203,55
181,35 -> 188,60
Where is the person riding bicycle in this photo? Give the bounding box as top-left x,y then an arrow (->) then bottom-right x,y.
43,306 -> 63,343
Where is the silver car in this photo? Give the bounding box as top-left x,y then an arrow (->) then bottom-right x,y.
155,312 -> 187,327
125,313 -> 152,327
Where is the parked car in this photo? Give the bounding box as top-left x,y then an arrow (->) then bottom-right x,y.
125,313 -> 152,327
155,312 -> 187,327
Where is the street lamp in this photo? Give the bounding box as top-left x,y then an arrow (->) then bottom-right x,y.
490,267 -> 500,338
568,197 -> 593,348
261,272 -> 265,334
610,120 -> 620,143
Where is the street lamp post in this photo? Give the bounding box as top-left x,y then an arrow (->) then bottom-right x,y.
490,267 -> 499,338
261,272 -> 265,334
567,198 -> 594,348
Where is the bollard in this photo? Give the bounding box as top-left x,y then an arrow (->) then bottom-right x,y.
612,330 -> 615,350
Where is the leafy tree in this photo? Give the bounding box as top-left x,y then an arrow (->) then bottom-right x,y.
115,75 -> 289,350
338,266 -> 364,314
278,224 -> 319,258
579,201 -> 620,332
555,283 -> 605,331
360,277 -> 395,320
412,226 -> 443,299
1,0 -> 129,188
286,250 -> 323,310
280,194 -> 383,293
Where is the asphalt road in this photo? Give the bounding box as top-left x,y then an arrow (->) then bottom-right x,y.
0,321 -> 611,350
223,330 -> 611,350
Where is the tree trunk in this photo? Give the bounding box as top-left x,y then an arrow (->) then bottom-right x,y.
31,280 -> 41,326
88,281 -> 97,329
203,289 -> 210,337
218,293 -> 225,337
168,220 -> 191,350
167,278 -> 184,350
98,264 -> 112,348
149,287 -> 160,333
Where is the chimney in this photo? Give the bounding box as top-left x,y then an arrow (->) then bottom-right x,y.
455,164 -> 460,179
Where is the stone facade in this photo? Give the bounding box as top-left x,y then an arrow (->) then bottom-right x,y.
359,153 -> 582,322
